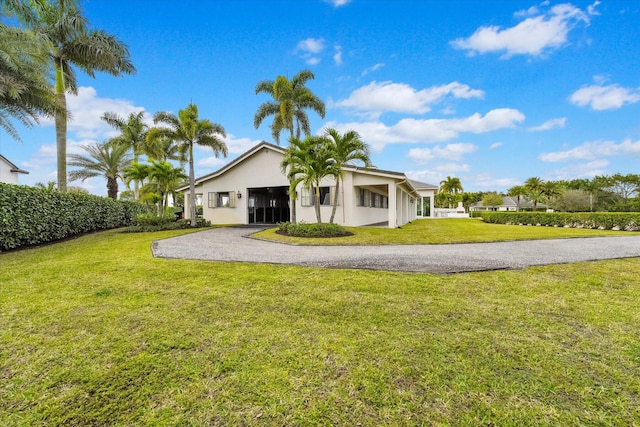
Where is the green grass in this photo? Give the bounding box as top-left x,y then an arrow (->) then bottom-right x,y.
1,227 -> 639,425
254,217 -> 638,245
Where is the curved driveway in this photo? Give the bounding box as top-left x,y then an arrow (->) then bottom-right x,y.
151,227 -> 640,274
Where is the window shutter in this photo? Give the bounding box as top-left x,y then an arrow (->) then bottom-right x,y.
208,192 -> 216,208
229,191 -> 236,208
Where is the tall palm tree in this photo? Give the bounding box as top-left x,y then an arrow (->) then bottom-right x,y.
524,176 -> 544,211
324,128 -> 371,224
285,136 -> 334,224
11,0 -> 135,192
0,22 -> 58,140
149,103 -> 227,226
507,185 -> 526,211
254,69 -> 325,144
102,111 -> 149,200
68,142 -> 131,199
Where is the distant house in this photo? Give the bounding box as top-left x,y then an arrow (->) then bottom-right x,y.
178,141 -> 438,228
469,196 -> 547,212
0,154 -> 28,184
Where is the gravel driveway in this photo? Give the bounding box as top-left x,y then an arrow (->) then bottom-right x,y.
151,227 -> 640,274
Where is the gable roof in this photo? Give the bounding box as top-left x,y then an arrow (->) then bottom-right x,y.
0,154 -> 29,174
178,141 -> 284,191
408,179 -> 438,191
180,141 -> 420,195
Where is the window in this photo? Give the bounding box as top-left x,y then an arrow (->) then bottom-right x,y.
358,188 -> 371,207
208,191 -> 236,208
371,192 -> 378,208
301,186 -> 337,206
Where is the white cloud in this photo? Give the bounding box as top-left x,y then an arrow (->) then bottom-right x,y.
197,156 -> 226,170
326,108 -> 524,151
334,81 -> 484,115
361,63 -> 384,76
468,173 -> 521,189
405,169 -> 445,186
333,45 -> 343,65
325,0 -> 350,7
40,86 -> 146,140
587,1 -> 601,16
408,143 -> 478,163
451,3 -> 591,58
297,37 -> 325,64
297,38 -> 325,54
434,163 -> 471,173
539,138 -> 640,162
547,159 -> 609,180
528,117 -> 566,131
570,83 -> 640,110
488,142 -> 503,150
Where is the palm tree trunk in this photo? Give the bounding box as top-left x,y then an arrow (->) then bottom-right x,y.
106,177 -> 118,199
329,178 -> 340,224
188,144 -> 196,227
54,60 -> 67,192
289,184 -> 297,224
314,185 -> 322,224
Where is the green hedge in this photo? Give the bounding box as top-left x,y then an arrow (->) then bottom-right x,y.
474,211 -> 640,231
277,221 -> 351,237
0,183 -> 147,251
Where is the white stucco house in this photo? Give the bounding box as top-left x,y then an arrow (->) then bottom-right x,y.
469,196 -> 547,212
0,154 -> 28,184
179,141 -> 437,228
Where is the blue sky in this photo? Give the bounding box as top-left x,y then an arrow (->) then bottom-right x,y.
2,0 -> 639,196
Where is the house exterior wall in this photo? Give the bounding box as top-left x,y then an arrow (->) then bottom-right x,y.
188,146 -> 289,224
183,143 -> 420,228
0,158 -> 20,184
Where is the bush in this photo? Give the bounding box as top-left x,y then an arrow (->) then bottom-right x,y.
0,183 -> 148,251
474,211 -> 640,231
124,216 -> 210,233
277,221 -> 351,238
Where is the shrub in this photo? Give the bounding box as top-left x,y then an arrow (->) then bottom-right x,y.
277,221 -> 351,238
0,183 -> 148,251
124,216 -> 210,233
474,212 -> 640,231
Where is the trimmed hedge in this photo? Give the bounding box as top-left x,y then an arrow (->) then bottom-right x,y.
0,183 -> 147,251
277,221 -> 351,237
474,211 -> 640,231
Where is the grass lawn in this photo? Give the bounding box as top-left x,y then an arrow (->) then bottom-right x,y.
254,217 -> 638,245
1,225 -> 639,425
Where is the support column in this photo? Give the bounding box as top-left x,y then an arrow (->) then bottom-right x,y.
388,183 -> 397,228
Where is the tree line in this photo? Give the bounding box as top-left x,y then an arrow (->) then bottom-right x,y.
436,174 -> 640,212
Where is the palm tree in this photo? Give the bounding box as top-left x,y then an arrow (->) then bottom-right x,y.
145,160 -> 187,215
254,69 -> 325,144
0,22 -> 58,140
507,185 -> 526,211
102,111 -> 149,200
11,0 -> 135,192
324,128 -> 371,224
439,176 -> 463,208
439,176 -> 463,194
284,136 -> 334,224
542,181 -> 563,205
149,103 -> 227,226
123,161 -> 149,199
524,177 -> 544,211
68,142 -> 131,199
